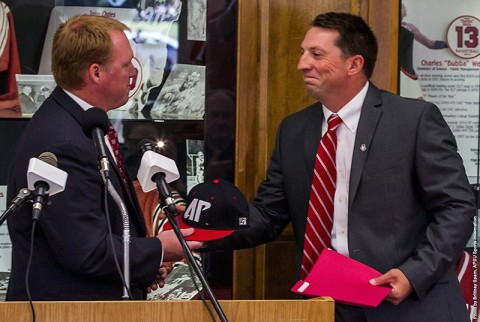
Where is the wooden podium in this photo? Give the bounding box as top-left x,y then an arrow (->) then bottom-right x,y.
0,298 -> 334,322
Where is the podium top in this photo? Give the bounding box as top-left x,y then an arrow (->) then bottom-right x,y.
0,298 -> 334,322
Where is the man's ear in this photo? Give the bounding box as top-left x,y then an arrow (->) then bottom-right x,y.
89,64 -> 101,82
347,55 -> 365,76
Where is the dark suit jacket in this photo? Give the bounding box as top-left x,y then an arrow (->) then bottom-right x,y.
209,83 -> 475,321
6,87 -> 162,300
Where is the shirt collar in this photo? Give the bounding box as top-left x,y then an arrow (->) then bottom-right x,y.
322,82 -> 369,134
63,89 -> 94,111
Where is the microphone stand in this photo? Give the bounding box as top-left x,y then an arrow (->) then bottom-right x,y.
158,178 -> 228,322
0,188 -> 32,227
105,179 -> 131,300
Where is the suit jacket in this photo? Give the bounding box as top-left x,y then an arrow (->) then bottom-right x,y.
6,87 -> 163,300
209,83 -> 475,321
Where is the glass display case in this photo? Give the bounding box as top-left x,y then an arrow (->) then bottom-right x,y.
0,0 -> 237,300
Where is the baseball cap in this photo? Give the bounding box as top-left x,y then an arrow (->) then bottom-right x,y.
163,179 -> 249,241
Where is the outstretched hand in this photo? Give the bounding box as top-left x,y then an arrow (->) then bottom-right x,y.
157,228 -> 203,263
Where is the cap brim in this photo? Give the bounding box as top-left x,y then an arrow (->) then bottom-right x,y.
162,216 -> 234,241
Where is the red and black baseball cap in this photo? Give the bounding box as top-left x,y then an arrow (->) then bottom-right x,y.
164,179 -> 250,241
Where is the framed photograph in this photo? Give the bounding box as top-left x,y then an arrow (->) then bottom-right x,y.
186,139 -> 205,192
150,64 -> 206,120
15,75 -> 55,117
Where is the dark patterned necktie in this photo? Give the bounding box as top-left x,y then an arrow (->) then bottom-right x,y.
107,123 -> 132,199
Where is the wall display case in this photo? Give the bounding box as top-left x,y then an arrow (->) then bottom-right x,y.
0,0 -> 237,301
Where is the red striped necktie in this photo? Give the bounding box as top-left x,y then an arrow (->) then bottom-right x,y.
301,114 -> 342,278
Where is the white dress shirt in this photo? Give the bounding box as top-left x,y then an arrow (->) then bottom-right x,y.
321,82 -> 369,256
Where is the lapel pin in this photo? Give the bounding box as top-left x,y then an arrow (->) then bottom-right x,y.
360,144 -> 367,152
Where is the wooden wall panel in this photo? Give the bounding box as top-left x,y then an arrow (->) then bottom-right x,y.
367,1 -> 400,93
266,0 -> 360,152
233,0 -> 262,299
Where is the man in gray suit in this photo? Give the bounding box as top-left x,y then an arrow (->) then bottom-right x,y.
207,12 -> 475,321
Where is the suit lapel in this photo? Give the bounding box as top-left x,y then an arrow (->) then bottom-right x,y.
51,88 -> 146,233
348,85 -> 382,209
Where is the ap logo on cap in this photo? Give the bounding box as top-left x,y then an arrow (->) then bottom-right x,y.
184,199 -> 211,223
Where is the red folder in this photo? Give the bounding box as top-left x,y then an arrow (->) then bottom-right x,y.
291,249 -> 391,307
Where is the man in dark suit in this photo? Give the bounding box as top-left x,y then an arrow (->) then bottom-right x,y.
6,14 -> 201,301
207,12 -> 475,321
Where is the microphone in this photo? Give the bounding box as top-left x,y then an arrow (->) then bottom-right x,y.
81,107 -> 111,180
27,152 -> 68,220
0,189 -> 31,227
137,139 -> 180,213
137,141 -> 228,321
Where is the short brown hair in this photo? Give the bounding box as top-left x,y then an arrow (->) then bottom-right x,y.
311,12 -> 378,79
51,15 -> 129,90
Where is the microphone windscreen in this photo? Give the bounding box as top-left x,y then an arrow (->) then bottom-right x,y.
27,153 -> 68,196
137,150 -> 180,192
81,107 -> 110,138
38,152 -> 58,168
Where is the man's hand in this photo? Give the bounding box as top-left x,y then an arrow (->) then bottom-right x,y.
157,228 -> 203,262
147,265 -> 168,293
369,268 -> 413,305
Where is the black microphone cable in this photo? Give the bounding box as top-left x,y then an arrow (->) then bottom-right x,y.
25,220 -> 37,322
24,184 -> 135,322
24,152 -> 67,322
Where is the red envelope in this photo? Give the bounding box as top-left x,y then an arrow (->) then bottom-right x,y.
291,249 -> 391,307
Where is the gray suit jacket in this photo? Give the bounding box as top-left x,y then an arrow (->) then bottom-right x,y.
209,83 -> 475,321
